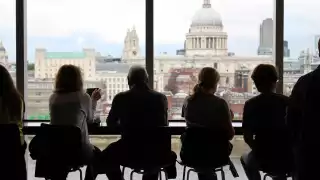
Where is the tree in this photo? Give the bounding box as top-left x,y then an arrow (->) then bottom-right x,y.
28,63 -> 35,71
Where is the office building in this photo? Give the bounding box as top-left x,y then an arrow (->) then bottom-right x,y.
258,18 -> 273,55
283,40 -> 290,57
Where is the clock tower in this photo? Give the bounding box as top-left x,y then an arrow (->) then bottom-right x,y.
122,26 -> 141,60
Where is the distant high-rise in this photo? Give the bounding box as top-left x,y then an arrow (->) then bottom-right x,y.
257,18 -> 273,55
283,40 -> 290,57
314,35 -> 320,54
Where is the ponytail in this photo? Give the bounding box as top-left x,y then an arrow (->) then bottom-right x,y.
190,83 -> 203,100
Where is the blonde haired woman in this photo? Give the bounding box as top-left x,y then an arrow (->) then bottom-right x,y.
49,65 -> 102,180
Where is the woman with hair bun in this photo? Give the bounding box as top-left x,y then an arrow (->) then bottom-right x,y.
180,67 -> 234,180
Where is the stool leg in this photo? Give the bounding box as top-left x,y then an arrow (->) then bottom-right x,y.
220,169 -> 225,180
130,170 -> 135,180
163,170 -> 168,180
182,166 -> 187,180
186,169 -> 195,180
122,166 -> 126,177
78,169 -> 83,180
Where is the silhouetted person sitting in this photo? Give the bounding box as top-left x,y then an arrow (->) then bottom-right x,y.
0,64 -> 25,146
286,39 -> 320,180
91,66 -> 176,180
181,67 -> 235,180
48,65 -> 102,179
0,64 -> 27,180
241,64 -> 292,180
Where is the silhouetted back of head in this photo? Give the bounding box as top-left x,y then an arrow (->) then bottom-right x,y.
55,65 -> 83,93
191,67 -> 220,99
0,64 -> 22,117
251,64 -> 278,93
127,66 -> 149,87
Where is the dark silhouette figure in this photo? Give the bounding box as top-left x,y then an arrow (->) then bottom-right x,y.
286,39 -> 320,180
88,66 -> 176,180
0,64 -> 26,180
241,64 -> 292,180
0,64 -> 25,145
181,67 -> 234,180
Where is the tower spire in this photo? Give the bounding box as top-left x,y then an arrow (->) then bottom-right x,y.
203,0 -> 211,8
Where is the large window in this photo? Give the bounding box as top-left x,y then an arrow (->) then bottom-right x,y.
26,0 -> 145,121
283,0 -> 319,96
155,0 -> 274,120
9,0 -> 287,123
0,0 -> 16,81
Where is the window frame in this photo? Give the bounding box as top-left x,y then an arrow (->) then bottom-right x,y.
16,0 -> 284,129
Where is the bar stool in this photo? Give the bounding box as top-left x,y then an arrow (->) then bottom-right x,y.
263,173 -> 293,180
177,159 -> 238,180
122,165 -> 169,180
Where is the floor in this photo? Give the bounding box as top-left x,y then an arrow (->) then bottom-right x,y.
26,156 -> 251,180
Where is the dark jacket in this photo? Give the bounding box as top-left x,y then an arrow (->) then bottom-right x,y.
106,85 -> 170,159
287,66 -> 320,179
107,85 -> 168,131
243,93 -> 292,174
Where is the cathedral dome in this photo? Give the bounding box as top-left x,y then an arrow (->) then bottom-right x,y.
191,0 -> 222,27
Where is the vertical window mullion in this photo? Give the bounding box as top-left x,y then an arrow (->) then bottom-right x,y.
274,0 -> 284,94
16,0 -> 27,98
146,0 -> 154,89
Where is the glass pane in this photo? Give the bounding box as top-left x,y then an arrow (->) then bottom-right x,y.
284,0 -> 317,96
0,0 -> 16,82
26,0 -> 145,122
155,0 -> 274,120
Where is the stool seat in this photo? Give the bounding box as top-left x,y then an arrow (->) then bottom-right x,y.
263,172 -> 292,180
122,163 -> 171,180
177,160 -> 230,180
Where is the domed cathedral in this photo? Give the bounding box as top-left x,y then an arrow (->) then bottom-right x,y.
122,26 -> 141,60
185,0 -> 228,57
121,0 -> 273,92
0,41 -> 9,68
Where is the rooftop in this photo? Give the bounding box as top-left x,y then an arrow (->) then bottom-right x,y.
96,62 -> 131,73
45,52 -> 86,59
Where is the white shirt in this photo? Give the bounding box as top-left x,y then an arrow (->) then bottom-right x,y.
49,91 -> 97,155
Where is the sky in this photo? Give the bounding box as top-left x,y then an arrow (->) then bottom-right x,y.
1,0 -> 320,61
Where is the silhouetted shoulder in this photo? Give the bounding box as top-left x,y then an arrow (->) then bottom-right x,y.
273,93 -> 289,102
213,95 -> 227,103
209,95 -> 229,106
150,90 -> 167,102
112,91 -> 128,102
245,93 -> 289,108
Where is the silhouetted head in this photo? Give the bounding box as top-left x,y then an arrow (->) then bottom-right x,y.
0,64 -> 22,117
251,64 -> 278,93
193,67 -> 220,95
127,66 -> 149,88
55,65 -> 83,93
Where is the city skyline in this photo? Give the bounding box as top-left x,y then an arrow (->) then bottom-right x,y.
0,0 -> 320,60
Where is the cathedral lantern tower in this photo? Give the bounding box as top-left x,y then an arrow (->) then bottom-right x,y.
185,0 -> 228,57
